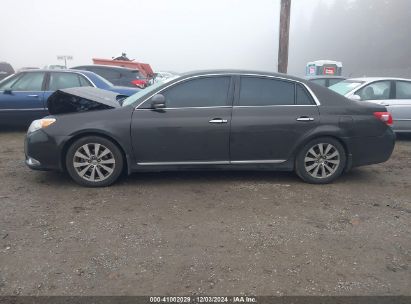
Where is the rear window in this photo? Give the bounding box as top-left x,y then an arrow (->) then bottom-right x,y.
329,78 -> 344,86
329,80 -> 364,96
99,68 -> 121,79
310,79 -> 327,86
131,70 -> 145,79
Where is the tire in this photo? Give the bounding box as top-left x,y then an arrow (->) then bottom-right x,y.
295,137 -> 346,184
65,136 -> 124,187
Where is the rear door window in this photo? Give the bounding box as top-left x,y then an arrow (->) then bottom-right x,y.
239,77 -> 295,106
296,84 -> 314,105
395,81 -> 411,99
78,75 -> 93,87
49,72 -> 82,90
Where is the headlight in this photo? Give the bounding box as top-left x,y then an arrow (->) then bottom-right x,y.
27,118 -> 56,134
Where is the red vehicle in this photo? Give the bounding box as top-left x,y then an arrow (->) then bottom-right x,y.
92,55 -> 154,89
72,65 -> 149,89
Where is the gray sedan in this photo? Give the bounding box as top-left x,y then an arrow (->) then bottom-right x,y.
25,70 -> 395,187
330,77 -> 411,133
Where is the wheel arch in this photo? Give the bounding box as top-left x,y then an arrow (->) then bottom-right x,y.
61,131 -> 130,175
290,130 -> 352,171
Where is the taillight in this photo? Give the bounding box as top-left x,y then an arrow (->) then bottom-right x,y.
374,112 -> 393,126
131,79 -> 146,88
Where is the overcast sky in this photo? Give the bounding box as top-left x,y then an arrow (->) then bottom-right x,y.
1,0 -> 328,75
3,0 -> 407,78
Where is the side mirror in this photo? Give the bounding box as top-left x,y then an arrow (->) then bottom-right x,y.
3,89 -> 12,95
350,94 -> 361,101
151,94 -> 166,109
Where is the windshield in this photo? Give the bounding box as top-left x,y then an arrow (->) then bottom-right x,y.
0,73 -> 19,90
122,76 -> 178,107
329,80 -> 364,96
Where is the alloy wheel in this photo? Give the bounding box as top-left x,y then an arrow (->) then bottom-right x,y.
304,143 -> 340,179
72,143 -> 116,182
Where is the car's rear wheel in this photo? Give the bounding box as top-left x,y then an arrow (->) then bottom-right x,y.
66,136 -> 123,187
295,137 -> 346,184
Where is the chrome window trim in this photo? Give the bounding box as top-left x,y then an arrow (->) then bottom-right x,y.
134,73 -> 321,109
230,160 -> 286,164
135,106 -> 231,111
138,161 -> 230,166
0,108 -> 46,111
137,160 -> 286,166
0,91 -> 42,93
136,105 -> 318,111
233,105 -> 317,108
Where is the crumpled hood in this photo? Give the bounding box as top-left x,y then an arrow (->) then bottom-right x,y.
47,87 -> 124,115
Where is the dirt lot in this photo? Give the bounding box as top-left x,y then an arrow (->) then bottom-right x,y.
0,131 -> 410,296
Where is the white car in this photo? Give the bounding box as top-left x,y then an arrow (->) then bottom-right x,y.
150,71 -> 179,84
330,77 -> 411,133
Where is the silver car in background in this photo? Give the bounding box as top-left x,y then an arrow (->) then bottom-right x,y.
330,77 -> 411,133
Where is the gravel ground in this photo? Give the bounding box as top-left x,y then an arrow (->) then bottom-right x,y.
0,131 -> 410,296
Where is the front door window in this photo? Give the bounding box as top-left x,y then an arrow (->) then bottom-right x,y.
356,81 -> 391,101
0,72 -> 45,91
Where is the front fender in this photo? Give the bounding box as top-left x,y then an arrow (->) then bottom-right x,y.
60,128 -> 135,175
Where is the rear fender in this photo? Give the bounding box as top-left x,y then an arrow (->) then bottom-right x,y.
288,124 -> 351,162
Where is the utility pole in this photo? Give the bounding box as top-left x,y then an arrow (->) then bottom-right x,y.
278,0 -> 291,74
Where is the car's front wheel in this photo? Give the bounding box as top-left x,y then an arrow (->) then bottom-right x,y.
295,137 -> 346,184
65,136 -> 124,187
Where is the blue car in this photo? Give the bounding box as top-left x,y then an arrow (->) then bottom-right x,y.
0,69 -> 140,126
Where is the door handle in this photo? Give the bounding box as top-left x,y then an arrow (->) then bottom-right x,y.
296,117 -> 314,122
209,118 -> 228,124
28,94 -> 39,98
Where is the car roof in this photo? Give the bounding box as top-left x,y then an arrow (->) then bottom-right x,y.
306,76 -> 346,80
71,64 -> 139,72
17,69 -> 96,76
180,69 -> 310,83
307,60 -> 343,67
347,77 -> 411,82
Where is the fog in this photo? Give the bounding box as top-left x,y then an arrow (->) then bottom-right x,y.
289,0 -> 411,77
1,0 -> 410,77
